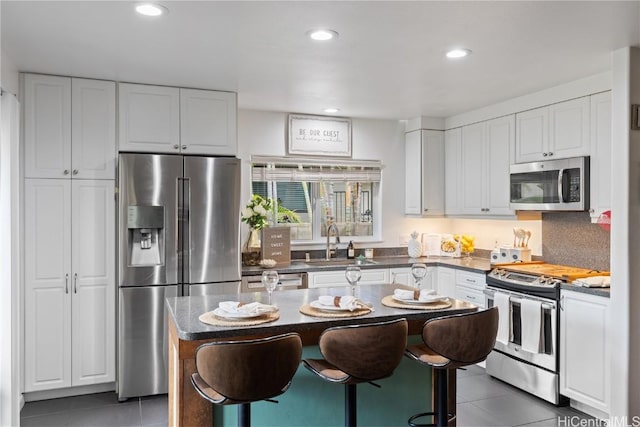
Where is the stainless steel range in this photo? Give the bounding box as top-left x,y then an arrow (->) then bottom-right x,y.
484,264 -> 568,405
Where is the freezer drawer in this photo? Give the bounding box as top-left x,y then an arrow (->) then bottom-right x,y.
117,285 -> 178,400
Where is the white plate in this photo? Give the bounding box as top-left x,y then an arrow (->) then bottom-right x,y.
392,295 -> 449,305
310,300 -> 352,312
212,307 -> 268,320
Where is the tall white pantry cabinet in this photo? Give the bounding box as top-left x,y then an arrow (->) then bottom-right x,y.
22,74 -> 116,392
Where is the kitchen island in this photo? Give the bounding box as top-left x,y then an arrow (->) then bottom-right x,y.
166,284 -> 477,426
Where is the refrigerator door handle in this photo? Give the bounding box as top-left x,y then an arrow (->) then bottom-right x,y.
182,177 -> 191,287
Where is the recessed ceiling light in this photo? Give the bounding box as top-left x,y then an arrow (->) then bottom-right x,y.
446,48 -> 471,59
308,29 -> 339,41
323,108 -> 340,114
135,3 -> 168,17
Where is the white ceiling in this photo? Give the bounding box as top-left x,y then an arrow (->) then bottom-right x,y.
2,1 -> 639,120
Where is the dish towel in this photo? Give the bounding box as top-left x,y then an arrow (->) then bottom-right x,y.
393,288 -> 436,301
317,295 -> 372,311
520,299 -> 543,353
573,276 -> 611,288
218,301 -> 278,315
495,292 -> 511,346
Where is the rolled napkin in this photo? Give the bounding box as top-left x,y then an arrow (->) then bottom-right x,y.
317,295 -> 372,311
573,276 -> 611,288
218,301 -> 278,316
393,288 -> 437,302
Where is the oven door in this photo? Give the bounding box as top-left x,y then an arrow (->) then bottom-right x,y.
485,287 -> 557,372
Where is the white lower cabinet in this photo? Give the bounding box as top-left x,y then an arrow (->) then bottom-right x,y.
389,267 -> 436,290
436,267 -> 456,299
307,268 -> 389,288
24,179 -> 115,392
560,290 -> 610,416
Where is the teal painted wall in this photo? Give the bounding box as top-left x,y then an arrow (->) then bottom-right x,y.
213,336 -> 432,427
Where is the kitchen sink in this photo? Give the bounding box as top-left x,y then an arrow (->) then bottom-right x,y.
304,258 -> 378,267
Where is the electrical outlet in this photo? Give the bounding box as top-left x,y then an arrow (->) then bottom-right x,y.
399,234 -> 410,246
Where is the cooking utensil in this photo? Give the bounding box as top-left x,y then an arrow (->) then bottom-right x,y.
524,230 -> 531,248
513,228 -> 525,247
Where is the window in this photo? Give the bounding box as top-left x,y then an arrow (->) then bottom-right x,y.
251,156 -> 383,243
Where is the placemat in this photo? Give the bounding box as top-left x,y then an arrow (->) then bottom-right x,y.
198,311 -> 280,327
381,295 -> 452,310
299,304 -> 371,318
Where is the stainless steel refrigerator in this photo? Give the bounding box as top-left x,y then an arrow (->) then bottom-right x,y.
116,153 -> 241,400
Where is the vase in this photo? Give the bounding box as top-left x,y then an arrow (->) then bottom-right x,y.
242,228 -> 261,266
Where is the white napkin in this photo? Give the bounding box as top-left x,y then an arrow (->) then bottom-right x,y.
218,301 -> 278,315
393,288 -> 438,302
573,276 -> 611,288
495,292 -> 512,346
520,299 -> 543,353
317,295 -> 371,311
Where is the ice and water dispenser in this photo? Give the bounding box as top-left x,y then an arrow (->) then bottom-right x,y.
127,205 -> 165,266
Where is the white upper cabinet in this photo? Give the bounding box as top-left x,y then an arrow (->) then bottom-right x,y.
589,92 -> 611,222
459,115 -> 515,216
515,97 -> 590,163
404,129 -> 444,216
180,89 -> 237,155
72,79 -> 116,179
118,83 -> 181,153
119,83 -> 237,155
444,128 -> 462,215
23,74 -> 116,179
24,74 -> 72,178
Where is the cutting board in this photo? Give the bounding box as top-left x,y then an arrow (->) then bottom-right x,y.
499,263 -> 610,281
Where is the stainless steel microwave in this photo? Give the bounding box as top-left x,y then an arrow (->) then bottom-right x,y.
509,156 -> 589,211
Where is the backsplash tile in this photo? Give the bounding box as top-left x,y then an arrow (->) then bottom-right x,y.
541,212 -> 610,271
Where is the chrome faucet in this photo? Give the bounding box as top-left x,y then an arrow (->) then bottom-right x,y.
325,220 -> 341,260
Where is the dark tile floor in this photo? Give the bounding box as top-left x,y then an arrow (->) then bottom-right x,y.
20,366 -> 594,426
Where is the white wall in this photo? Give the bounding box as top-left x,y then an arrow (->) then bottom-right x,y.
1,48 -> 19,95
610,46 -> 640,419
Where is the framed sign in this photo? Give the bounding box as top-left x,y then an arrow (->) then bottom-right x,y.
288,114 -> 352,157
261,226 -> 291,265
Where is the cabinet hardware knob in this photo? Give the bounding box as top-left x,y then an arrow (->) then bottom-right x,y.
65,273 -> 69,294
182,145 -> 187,150
74,273 -> 78,294
173,144 -> 180,149
589,208 -> 595,213
63,169 -> 70,175
542,153 -> 548,157
72,169 -> 78,175
548,152 -> 553,156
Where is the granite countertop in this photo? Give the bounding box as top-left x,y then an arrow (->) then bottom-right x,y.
166,284 -> 478,341
242,255 -> 492,276
560,283 -> 611,298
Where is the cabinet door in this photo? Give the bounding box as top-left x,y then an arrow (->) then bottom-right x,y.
436,267 -> 456,298
444,128 -> 462,215
560,290 -> 610,414
549,97 -> 590,159
308,269 -> 389,288
422,130 -> 445,216
24,74 -> 72,179
180,89 -> 237,155
455,285 -> 486,308
118,83 -> 180,153
71,79 -> 116,179
515,106 -> 548,163
390,267 -> 415,287
589,92 -> 611,222
460,123 -> 485,215
71,180 -> 116,386
485,115 -> 515,215
24,179 -> 72,391
404,130 -> 422,215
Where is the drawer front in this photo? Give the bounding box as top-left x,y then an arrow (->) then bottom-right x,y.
455,285 -> 486,308
455,270 -> 486,291
308,269 -> 389,288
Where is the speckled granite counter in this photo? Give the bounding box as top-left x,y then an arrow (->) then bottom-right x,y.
560,283 -> 610,298
242,255 -> 492,276
166,283 -> 477,341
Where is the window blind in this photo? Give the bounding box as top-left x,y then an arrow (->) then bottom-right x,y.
251,156 -> 382,183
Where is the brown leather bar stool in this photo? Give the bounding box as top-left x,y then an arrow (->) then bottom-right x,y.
302,318 -> 408,427
191,333 -> 303,427
405,307 -> 499,427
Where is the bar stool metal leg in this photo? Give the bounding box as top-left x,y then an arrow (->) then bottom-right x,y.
346,384 -> 357,427
436,370 -> 448,427
238,403 -> 251,427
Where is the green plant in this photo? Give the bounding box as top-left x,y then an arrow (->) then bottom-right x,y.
241,194 -> 273,230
